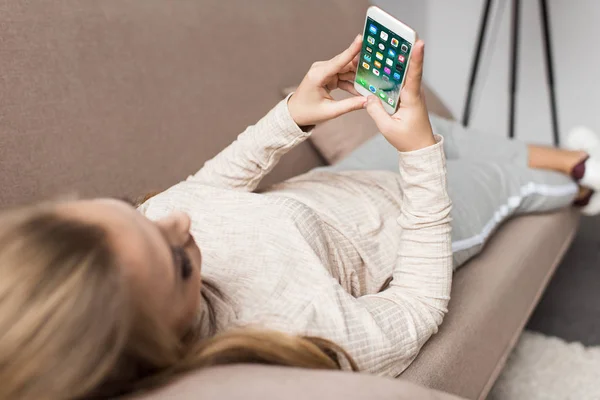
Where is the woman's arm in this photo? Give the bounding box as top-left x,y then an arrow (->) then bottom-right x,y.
312,40 -> 452,375
190,36 -> 367,192
306,137 -> 451,376
363,135 -> 452,375
189,97 -> 312,191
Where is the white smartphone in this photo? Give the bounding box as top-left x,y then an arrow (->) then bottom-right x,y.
354,6 -> 417,115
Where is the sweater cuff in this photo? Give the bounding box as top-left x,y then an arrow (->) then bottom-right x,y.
270,93 -> 314,139
397,135 -> 449,206
398,134 -> 445,175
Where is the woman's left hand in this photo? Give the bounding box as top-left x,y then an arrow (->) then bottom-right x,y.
288,35 -> 367,127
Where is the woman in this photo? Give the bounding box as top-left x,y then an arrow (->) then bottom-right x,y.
1,36 -> 598,399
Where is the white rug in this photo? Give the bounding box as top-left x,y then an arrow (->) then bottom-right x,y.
489,331 -> 600,400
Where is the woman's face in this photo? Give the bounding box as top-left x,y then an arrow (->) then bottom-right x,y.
58,199 -> 202,336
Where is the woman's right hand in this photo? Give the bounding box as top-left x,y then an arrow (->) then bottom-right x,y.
365,40 -> 436,153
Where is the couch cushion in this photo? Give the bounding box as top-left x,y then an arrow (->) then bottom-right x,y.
401,209 -> 580,399
134,365 -> 466,400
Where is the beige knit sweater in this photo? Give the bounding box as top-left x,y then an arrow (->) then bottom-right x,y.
139,98 -> 453,377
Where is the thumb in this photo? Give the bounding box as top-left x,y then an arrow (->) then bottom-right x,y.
327,96 -> 368,118
365,95 -> 393,133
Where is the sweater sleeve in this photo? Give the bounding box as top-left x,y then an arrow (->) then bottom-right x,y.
189,95 -> 312,192
304,136 -> 453,376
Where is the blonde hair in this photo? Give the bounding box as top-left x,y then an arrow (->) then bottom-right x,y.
0,203 -> 357,400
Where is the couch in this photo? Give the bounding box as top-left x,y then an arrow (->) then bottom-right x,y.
0,1 -> 580,399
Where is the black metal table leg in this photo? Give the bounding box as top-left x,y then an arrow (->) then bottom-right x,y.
539,0 -> 560,146
509,0 -> 520,139
462,0 -> 494,127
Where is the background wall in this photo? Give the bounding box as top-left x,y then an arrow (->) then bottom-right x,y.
373,0 -> 599,145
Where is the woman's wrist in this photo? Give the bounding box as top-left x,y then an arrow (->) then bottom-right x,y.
287,93 -> 313,130
398,133 -> 437,153
397,134 -> 441,154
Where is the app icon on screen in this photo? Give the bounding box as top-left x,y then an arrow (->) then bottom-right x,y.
376,52 -> 383,60
364,54 -> 372,62
393,72 -> 401,80
379,92 -> 387,99
382,75 -> 390,82
387,97 -> 395,106
386,58 -> 393,66
358,78 -> 368,87
380,31 -> 389,41
401,44 -> 408,52
367,36 -> 375,45
388,49 -> 396,58
369,24 -> 378,35
374,60 -> 382,68
366,47 -> 373,53
395,64 -> 403,72
373,69 -> 380,76
362,62 -> 370,70
378,43 -> 385,51
391,38 -> 399,47
398,55 -> 405,63
384,67 -> 391,75
369,85 -> 377,93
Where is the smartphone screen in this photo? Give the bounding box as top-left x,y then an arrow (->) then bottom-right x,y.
356,17 -> 412,110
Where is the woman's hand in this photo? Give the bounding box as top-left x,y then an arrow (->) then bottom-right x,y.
288,35 -> 368,127
365,40 -> 436,152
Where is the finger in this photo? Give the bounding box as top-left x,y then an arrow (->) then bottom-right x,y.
338,72 -> 355,82
325,75 -> 338,92
321,35 -> 363,80
338,59 -> 357,74
352,54 -> 359,68
365,95 -> 393,133
326,96 -> 367,118
338,80 -> 360,96
403,40 -> 425,98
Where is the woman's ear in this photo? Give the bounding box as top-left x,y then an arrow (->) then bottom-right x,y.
155,211 -> 192,245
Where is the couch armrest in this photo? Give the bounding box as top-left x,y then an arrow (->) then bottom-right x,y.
133,365 -> 466,400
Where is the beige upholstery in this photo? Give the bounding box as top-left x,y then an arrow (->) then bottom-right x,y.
0,0 -> 360,208
0,1 -> 579,399
135,365 -> 465,400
